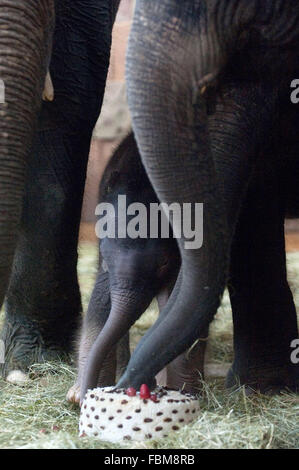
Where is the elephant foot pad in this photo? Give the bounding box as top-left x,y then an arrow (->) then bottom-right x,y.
79,386 -> 200,442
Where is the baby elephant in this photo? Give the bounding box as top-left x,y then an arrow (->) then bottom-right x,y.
67,133 -> 179,402
67,133 -> 206,404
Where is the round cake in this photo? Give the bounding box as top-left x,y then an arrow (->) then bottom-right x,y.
79,386 -> 200,442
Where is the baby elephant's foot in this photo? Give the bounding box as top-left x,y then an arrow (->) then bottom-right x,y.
162,339 -> 207,395
67,383 -> 81,405
67,353 -> 119,405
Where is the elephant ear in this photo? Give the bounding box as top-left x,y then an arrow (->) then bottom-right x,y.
99,131 -> 157,202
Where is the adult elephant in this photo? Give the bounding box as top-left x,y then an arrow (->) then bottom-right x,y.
1,0 -> 120,378
0,1 -> 54,319
81,0 -> 299,398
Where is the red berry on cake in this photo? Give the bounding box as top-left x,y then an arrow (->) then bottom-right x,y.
139,384 -> 151,399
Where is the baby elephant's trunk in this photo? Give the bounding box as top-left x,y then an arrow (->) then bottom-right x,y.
80,282 -> 155,403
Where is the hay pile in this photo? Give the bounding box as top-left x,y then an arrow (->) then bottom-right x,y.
0,243 -> 297,449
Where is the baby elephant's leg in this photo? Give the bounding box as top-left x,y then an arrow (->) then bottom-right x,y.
67,270 -> 130,403
162,334 -> 208,394
116,334 -> 131,382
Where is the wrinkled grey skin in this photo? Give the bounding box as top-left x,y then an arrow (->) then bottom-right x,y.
70,134 -> 207,404
0,0 -> 120,378
81,0 -> 299,398
119,0 -> 299,393
0,1 -> 54,307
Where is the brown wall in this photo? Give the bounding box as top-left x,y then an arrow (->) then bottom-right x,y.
81,0 -> 134,226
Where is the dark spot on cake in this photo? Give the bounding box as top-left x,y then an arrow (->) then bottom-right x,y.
172,409 -> 178,414
90,394 -> 95,399
110,398 -> 114,402
117,409 -> 122,413
133,427 -> 141,432
155,426 -> 163,432
164,418 -> 172,423
109,416 -> 114,421
126,416 -> 132,420
172,425 -> 179,431
88,424 -> 93,428
101,408 -> 106,412
124,435 -> 131,441
167,399 -> 174,403
143,399 -> 148,404
95,415 -> 99,420
100,426 -> 105,430
157,412 -> 163,416
95,397 -> 99,401
192,409 -> 196,413
118,424 -> 123,429
94,432 -> 98,436
86,414 -> 90,418
179,419 -> 185,423
100,398 -> 105,402
121,400 -> 128,405
145,433 -> 152,439
185,409 -> 190,413
84,405 -> 87,409
144,418 -> 153,423
135,409 -> 141,413
91,407 -> 95,412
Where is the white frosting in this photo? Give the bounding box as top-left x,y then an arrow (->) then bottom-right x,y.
79,387 -> 200,442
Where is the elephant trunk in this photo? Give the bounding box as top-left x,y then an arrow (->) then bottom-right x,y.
0,0 -> 54,304
116,0 -> 259,390
80,280 -> 155,403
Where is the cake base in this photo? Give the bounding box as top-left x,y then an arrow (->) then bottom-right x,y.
79,386 -> 200,442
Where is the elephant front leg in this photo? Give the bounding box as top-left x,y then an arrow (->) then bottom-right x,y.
227,156 -> 299,394
0,0 -> 117,378
1,132 -> 86,377
67,271 -> 131,404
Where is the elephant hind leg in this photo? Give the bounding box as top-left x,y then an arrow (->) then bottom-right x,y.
228,152 -> 299,394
